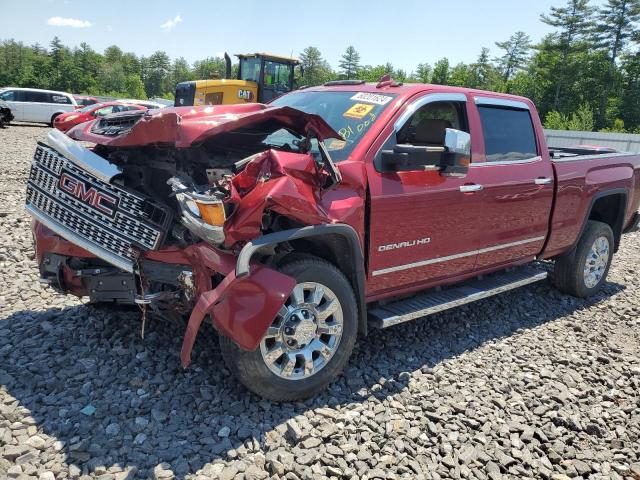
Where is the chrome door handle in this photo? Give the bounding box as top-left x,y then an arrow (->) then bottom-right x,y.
535,177 -> 552,185
459,184 -> 483,193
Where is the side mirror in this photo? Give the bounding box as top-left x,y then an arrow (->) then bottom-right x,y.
380,128 -> 471,174
380,144 -> 443,172
441,128 -> 471,175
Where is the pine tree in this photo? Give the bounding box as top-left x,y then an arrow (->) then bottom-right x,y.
593,0 -> 640,65
541,0 -> 596,108
338,46 -> 360,79
495,31 -> 532,81
299,46 -> 332,86
469,48 -> 494,89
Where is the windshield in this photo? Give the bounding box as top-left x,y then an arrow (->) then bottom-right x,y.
270,90 -> 397,161
80,103 -> 103,113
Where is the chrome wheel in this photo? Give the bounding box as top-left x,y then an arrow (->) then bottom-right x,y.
259,282 -> 343,380
583,236 -> 610,288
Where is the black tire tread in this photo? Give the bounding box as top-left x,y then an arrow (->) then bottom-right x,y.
219,256 -> 357,401
554,220 -> 614,298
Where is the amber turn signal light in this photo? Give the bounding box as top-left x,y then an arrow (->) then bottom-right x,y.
196,201 -> 226,226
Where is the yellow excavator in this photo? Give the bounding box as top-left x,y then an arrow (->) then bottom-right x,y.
174,52 -> 300,107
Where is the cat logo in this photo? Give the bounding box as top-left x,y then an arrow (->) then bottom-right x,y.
238,89 -> 254,100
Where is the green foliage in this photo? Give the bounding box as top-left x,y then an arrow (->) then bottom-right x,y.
338,46 -> 360,79
544,110 -> 570,129
1,12 -> 639,133
414,63 -> 432,83
600,118 -> 627,132
431,58 -> 450,85
495,31 -> 532,81
299,46 -> 332,86
593,0 -> 640,64
544,103 -> 595,131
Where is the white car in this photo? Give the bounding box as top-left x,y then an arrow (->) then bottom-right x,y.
0,87 -> 78,125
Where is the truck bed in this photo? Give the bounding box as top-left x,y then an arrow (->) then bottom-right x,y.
544,149 -> 640,258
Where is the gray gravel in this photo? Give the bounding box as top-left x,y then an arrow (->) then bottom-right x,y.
1,124 -> 639,480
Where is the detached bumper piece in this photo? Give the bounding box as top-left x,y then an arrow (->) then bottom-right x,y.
180,265 -> 296,367
26,141 -> 171,272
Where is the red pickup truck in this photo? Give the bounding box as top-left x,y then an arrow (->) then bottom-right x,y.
26,81 -> 640,400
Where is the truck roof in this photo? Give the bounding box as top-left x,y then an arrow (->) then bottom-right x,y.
303,82 -> 533,106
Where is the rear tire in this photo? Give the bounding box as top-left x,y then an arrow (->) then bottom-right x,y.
554,220 -> 614,297
219,256 -> 358,401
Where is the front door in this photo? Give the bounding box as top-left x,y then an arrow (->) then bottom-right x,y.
260,60 -> 293,103
366,94 -> 486,297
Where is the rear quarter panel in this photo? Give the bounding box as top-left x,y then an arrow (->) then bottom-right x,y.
543,153 -> 640,258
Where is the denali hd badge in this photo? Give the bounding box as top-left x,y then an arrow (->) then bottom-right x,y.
378,237 -> 431,252
58,172 -> 118,217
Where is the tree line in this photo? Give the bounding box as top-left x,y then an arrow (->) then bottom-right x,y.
0,0 -> 638,132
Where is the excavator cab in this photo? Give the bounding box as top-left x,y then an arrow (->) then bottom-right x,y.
174,53 -> 299,107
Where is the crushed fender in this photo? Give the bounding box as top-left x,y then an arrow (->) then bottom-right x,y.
180,264 -> 295,368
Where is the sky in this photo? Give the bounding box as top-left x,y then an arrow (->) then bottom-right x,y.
0,0 -> 608,73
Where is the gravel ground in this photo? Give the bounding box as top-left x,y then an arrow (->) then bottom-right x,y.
0,124 -> 639,480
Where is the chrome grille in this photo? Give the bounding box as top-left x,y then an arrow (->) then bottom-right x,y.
26,143 -> 170,271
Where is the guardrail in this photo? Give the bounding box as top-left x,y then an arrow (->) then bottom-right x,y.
544,129 -> 640,154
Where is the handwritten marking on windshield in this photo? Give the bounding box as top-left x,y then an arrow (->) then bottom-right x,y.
339,113 -> 377,141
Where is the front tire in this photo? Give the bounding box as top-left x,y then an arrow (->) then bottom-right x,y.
50,113 -> 62,127
219,256 -> 358,401
554,220 -> 614,297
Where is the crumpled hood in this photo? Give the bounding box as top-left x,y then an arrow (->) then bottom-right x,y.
67,103 -> 342,148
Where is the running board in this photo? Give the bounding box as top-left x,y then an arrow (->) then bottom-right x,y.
369,266 -> 548,329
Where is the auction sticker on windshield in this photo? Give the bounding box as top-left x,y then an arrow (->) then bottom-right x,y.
350,92 -> 393,105
343,103 -> 375,119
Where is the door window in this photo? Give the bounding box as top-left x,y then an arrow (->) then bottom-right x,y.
397,101 -> 467,147
50,94 -> 72,104
0,90 -> 16,101
263,61 -> 291,90
23,91 -> 49,103
239,58 -> 261,82
374,99 -> 468,172
478,106 -> 538,162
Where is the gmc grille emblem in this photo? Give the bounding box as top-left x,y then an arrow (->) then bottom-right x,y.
58,172 -> 118,217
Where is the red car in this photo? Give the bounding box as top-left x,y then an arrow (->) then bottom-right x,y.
73,95 -> 100,108
54,102 -> 146,132
26,82 -> 640,400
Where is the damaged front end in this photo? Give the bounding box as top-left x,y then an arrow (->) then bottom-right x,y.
28,103 -> 364,366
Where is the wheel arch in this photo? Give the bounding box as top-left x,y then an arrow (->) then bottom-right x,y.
236,224 -> 368,336
584,189 -> 628,253
50,111 -> 65,125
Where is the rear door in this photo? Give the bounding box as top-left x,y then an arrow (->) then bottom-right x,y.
21,91 -> 50,123
469,97 -> 554,270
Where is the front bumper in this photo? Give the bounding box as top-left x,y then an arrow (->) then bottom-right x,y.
33,222 -> 295,366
